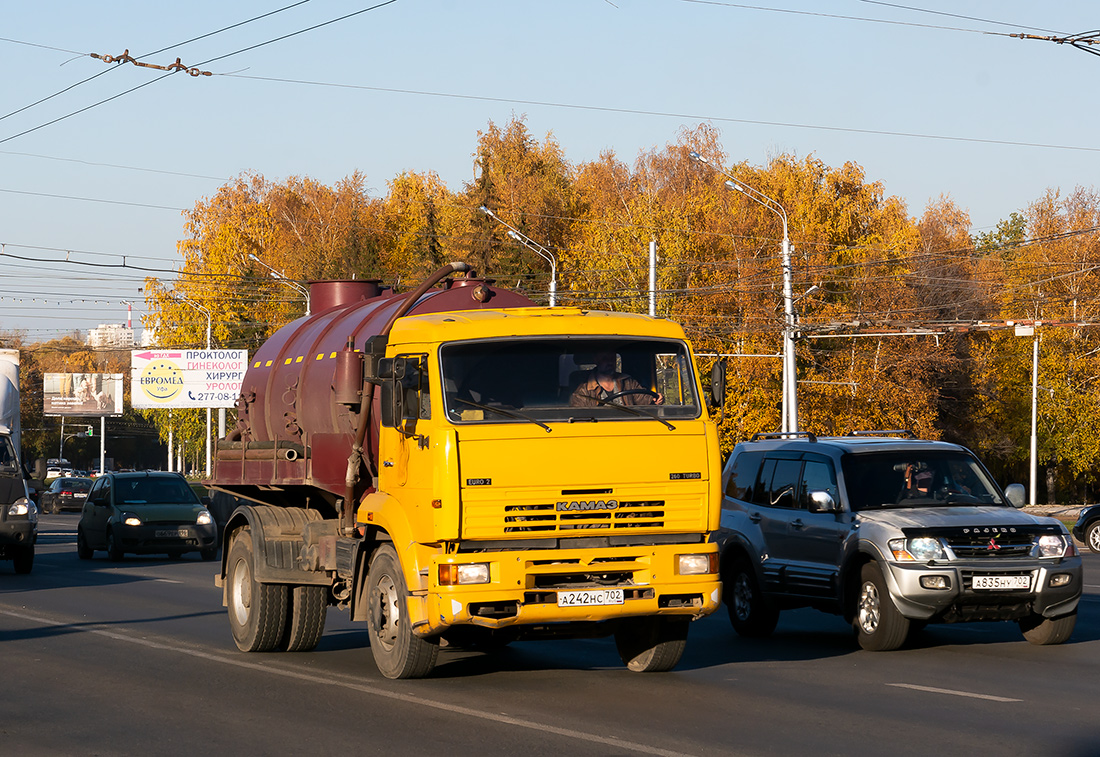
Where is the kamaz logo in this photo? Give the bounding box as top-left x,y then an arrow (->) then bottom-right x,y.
556,499 -> 619,512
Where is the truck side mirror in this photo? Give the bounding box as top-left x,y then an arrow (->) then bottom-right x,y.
708,359 -> 727,420
379,377 -> 401,428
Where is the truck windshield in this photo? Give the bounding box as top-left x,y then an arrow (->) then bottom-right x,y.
842,450 -> 1006,511
440,337 -> 700,425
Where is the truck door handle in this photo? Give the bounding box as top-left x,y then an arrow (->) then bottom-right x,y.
791,519 -> 804,529
748,513 -> 762,524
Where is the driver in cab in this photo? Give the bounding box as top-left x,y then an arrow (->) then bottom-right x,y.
570,351 -> 663,407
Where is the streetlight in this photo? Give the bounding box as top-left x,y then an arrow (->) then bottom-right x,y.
689,151 -> 799,433
249,253 -> 311,316
479,206 -> 557,306
177,294 -> 213,477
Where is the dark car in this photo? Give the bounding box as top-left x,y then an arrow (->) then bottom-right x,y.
1072,505 -> 1100,553
76,472 -> 217,561
39,476 -> 93,514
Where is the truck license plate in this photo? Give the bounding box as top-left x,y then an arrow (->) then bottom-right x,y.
973,575 -> 1030,591
156,528 -> 189,538
557,589 -> 624,607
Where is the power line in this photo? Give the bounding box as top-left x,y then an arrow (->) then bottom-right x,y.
223,72 -> 1100,155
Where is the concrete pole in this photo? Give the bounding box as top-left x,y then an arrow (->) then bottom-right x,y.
1030,333 -> 1039,505
649,239 -> 657,317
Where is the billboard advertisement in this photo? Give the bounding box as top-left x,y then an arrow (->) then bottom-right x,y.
131,349 -> 247,409
43,373 -> 124,417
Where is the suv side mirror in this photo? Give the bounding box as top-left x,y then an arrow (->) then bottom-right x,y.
1004,483 -> 1026,509
807,490 -> 838,513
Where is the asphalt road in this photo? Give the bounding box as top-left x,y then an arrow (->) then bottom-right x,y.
4,514 -> 1100,757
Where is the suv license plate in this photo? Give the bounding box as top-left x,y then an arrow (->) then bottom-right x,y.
557,589 -> 625,607
973,575 -> 1030,591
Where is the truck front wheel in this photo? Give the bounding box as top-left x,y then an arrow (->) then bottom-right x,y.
365,544 -> 438,679
227,529 -> 287,652
614,616 -> 690,672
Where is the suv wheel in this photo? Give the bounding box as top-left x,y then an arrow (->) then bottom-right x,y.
854,562 -> 909,651
725,556 -> 779,638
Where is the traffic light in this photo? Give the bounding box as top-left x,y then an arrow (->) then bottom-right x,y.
85,427 -> 93,437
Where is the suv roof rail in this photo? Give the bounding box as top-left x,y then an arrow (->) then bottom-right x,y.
749,431 -> 818,442
844,429 -> 918,439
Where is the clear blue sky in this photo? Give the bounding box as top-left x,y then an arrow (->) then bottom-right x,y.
1,0 -> 1096,340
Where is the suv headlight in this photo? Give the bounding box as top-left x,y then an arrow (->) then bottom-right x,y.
196,509 -> 213,526
1034,534 -> 1072,558
121,512 -> 143,527
889,536 -> 945,562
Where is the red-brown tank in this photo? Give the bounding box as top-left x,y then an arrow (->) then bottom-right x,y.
214,276 -> 533,501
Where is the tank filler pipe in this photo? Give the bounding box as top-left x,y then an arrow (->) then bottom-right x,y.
342,261 -> 473,534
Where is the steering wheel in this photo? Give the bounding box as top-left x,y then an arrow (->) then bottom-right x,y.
602,388 -> 660,403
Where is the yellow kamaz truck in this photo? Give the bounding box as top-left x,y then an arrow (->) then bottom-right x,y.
211,264 -> 723,678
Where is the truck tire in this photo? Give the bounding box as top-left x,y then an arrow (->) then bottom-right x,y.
366,544 -> 439,679
106,528 -> 124,561
1019,610 -> 1076,645
76,528 -> 93,559
724,556 -> 779,638
12,545 -> 33,574
614,616 -> 689,672
227,530 -> 288,652
281,585 -> 327,652
854,562 -> 909,651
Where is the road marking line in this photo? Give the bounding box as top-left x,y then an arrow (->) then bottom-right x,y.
887,683 -> 1021,702
0,607 -> 708,757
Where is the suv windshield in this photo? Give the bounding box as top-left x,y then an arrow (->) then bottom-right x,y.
842,450 -> 1005,511
115,476 -> 198,506
441,337 -> 700,424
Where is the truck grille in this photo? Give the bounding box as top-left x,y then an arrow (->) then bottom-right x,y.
503,500 -> 665,533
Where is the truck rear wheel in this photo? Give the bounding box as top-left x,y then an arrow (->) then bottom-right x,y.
281,585 -> 327,652
366,544 -> 438,679
614,616 -> 690,672
12,545 -> 33,574
227,530 -> 287,652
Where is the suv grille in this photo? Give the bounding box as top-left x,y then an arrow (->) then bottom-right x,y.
945,532 -> 1034,559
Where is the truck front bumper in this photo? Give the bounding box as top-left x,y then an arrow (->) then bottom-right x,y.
415,542 -> 721,636
0,517 -> 37,556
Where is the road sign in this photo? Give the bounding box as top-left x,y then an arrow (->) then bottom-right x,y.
131,349 -> 247,409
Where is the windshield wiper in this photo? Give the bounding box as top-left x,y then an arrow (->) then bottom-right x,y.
452,397 -> 552,433
590,397 -> 675,430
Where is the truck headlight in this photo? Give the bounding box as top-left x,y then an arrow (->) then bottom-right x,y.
122,512 -> 143,527
438,562 -> 490,586
890,537 -> 945,562
196,509 -> 213,525
677,553 -> 718,575
1034,534 -> 1071,558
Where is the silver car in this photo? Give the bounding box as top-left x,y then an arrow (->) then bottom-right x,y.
714,432 -> 1082,650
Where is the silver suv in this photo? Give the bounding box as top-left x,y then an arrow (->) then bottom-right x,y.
714,432 -> 1082,650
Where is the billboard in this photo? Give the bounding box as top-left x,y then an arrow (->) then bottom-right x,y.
43,373 -> 124,417
131,349 -> 247,409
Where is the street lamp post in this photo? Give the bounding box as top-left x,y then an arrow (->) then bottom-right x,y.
249,254 -> 311,316
178,295 -> 213,477
689,151 -> 798,432
479,206 -> 557,306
